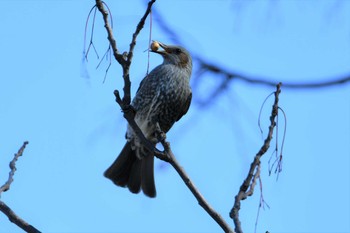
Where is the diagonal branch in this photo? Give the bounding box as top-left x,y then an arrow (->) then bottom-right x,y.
157,134 -> 234,233
154,125 -> 233,232
0,141 -> 41,233
0,201 -> 41,233
114,95 -> 234,233
230,82 -> 282,233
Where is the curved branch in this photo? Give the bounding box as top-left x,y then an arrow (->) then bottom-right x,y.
198,60 -> 350,88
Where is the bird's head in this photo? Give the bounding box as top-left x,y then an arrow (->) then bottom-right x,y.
151,42 -> 192,71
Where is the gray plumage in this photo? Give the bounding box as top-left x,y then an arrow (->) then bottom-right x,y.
104,42 -> 192,198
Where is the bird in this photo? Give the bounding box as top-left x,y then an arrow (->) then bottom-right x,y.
104,41 -> 192,198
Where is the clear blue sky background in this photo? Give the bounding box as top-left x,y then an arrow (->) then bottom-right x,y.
1,1 -> 349,233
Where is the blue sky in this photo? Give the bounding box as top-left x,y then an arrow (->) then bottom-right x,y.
0,1 -> 349,232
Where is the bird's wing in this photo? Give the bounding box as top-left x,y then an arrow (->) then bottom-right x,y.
176,92 -> 192,122
136,75 -> 148,94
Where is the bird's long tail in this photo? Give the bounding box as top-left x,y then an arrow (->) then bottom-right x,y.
104,142 -> 156,197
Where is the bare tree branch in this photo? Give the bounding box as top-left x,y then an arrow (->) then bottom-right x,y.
0,141 -> 41,233
94,1 -> 234,232
230,83 -> 282,233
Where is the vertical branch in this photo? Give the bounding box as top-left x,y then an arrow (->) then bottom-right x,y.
230,83 -> 282,233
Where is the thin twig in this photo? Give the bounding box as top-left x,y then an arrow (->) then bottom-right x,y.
84,5 -> 99,61
254,174 -> 270,233
230,82 -> 282,233
0,141 -> 41,233
146,9 -> 153,75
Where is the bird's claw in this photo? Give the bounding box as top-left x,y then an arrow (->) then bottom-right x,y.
155,122 -> 166,142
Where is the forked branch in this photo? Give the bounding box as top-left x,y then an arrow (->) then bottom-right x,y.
94,1 -> 233,232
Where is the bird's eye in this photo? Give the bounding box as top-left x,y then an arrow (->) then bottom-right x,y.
174,48 -> 182,54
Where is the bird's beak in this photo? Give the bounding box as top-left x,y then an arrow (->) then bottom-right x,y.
152,42 -> 170,55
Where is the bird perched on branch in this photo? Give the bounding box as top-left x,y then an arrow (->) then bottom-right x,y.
104,41 -> 192,197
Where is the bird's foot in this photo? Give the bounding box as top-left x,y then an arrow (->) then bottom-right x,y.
155,123 -> 166,142
122,104 -> 136,116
